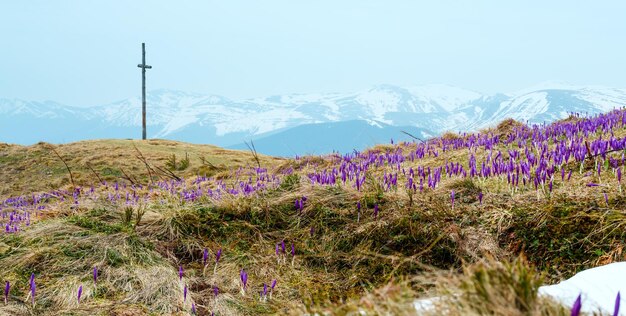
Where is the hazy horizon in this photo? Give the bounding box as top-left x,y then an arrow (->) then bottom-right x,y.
2,1 -> 626,106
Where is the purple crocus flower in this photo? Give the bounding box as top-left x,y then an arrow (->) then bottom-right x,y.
281,240 -> 286,254
191,302 -> 196,314
29,274 -> 35,306
451,190 -> 455,208
598,163 -> 602,177
373,203 -> 379,219
269,279 -> 277,299
587,182 -> 600,187
203,248 -> 209,266
213,285 -> 219,297
215,248 -> 222,263
478,192 -> 483,204
571,293 -> 582,316
262,283 -> 268,297
618,168 -> 622,184
179,265 -> 184,281
614,291 -> 621,316
93,266 -> 98,284
240,269 -> 248,290
77,285 -> 83,304
184,284 -> 188,302
4,281 -> 9,305
291,244 -> 295,257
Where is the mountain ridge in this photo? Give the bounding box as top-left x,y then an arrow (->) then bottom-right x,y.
2,83 -> 626,155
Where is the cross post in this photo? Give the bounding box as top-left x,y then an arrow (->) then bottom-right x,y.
137,43 -> 152,140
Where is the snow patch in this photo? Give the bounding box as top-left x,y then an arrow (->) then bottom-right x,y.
539,262 -> 625,315
413,262 -> 625,315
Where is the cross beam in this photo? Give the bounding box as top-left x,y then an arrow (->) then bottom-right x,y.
137,43 -> 152,140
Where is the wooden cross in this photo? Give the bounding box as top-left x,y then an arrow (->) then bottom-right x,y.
137,43 -> 152,140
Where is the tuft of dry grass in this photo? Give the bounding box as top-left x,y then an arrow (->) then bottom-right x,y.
0,219 -> 182,315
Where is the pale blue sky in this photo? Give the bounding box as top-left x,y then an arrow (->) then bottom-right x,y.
1,1 -> 625,106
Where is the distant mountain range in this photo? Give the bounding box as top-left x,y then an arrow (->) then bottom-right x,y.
1,83 -> 625,156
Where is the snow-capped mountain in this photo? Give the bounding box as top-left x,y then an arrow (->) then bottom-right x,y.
1,83 -> 625,156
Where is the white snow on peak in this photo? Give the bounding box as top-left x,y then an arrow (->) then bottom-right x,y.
500,91 -> 549,119
355,87 -> 405,118
509,81 -> 584,95
212,107 -> 308,136
575,88 -> 626,112
365,119 -> 383,128
406,84 -> 482,112
153,112 -> 200,137
4,83 -> 626,143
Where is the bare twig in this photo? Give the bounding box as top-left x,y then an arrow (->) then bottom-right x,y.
119,167 -> 138,185
50,146 -> 76,188
586,147 -> 624,161
133,144 -> 160,183
244,140 -> 261,169
86,162 -> 104,184
154,165 -> 181,181
400,130 -> 426,143
199,155 -> 217,169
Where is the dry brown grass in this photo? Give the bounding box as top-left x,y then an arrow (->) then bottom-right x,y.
1,118 -> 626,314
0,139 -> 285,196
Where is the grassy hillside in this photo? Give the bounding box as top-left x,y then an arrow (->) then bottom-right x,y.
0,139 -> 284,197
1,111 -> 625,315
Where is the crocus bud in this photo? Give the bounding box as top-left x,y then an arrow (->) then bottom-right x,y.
77,285 -> 83,304
571,293 -> 582,316
240,269 -> 248,290
4,281 -> 9,304
451,190 -> 455,208
215,248 -> 222,263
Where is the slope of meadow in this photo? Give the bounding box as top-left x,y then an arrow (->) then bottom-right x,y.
0,139 -> 283,197
1,110 -> 626,315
